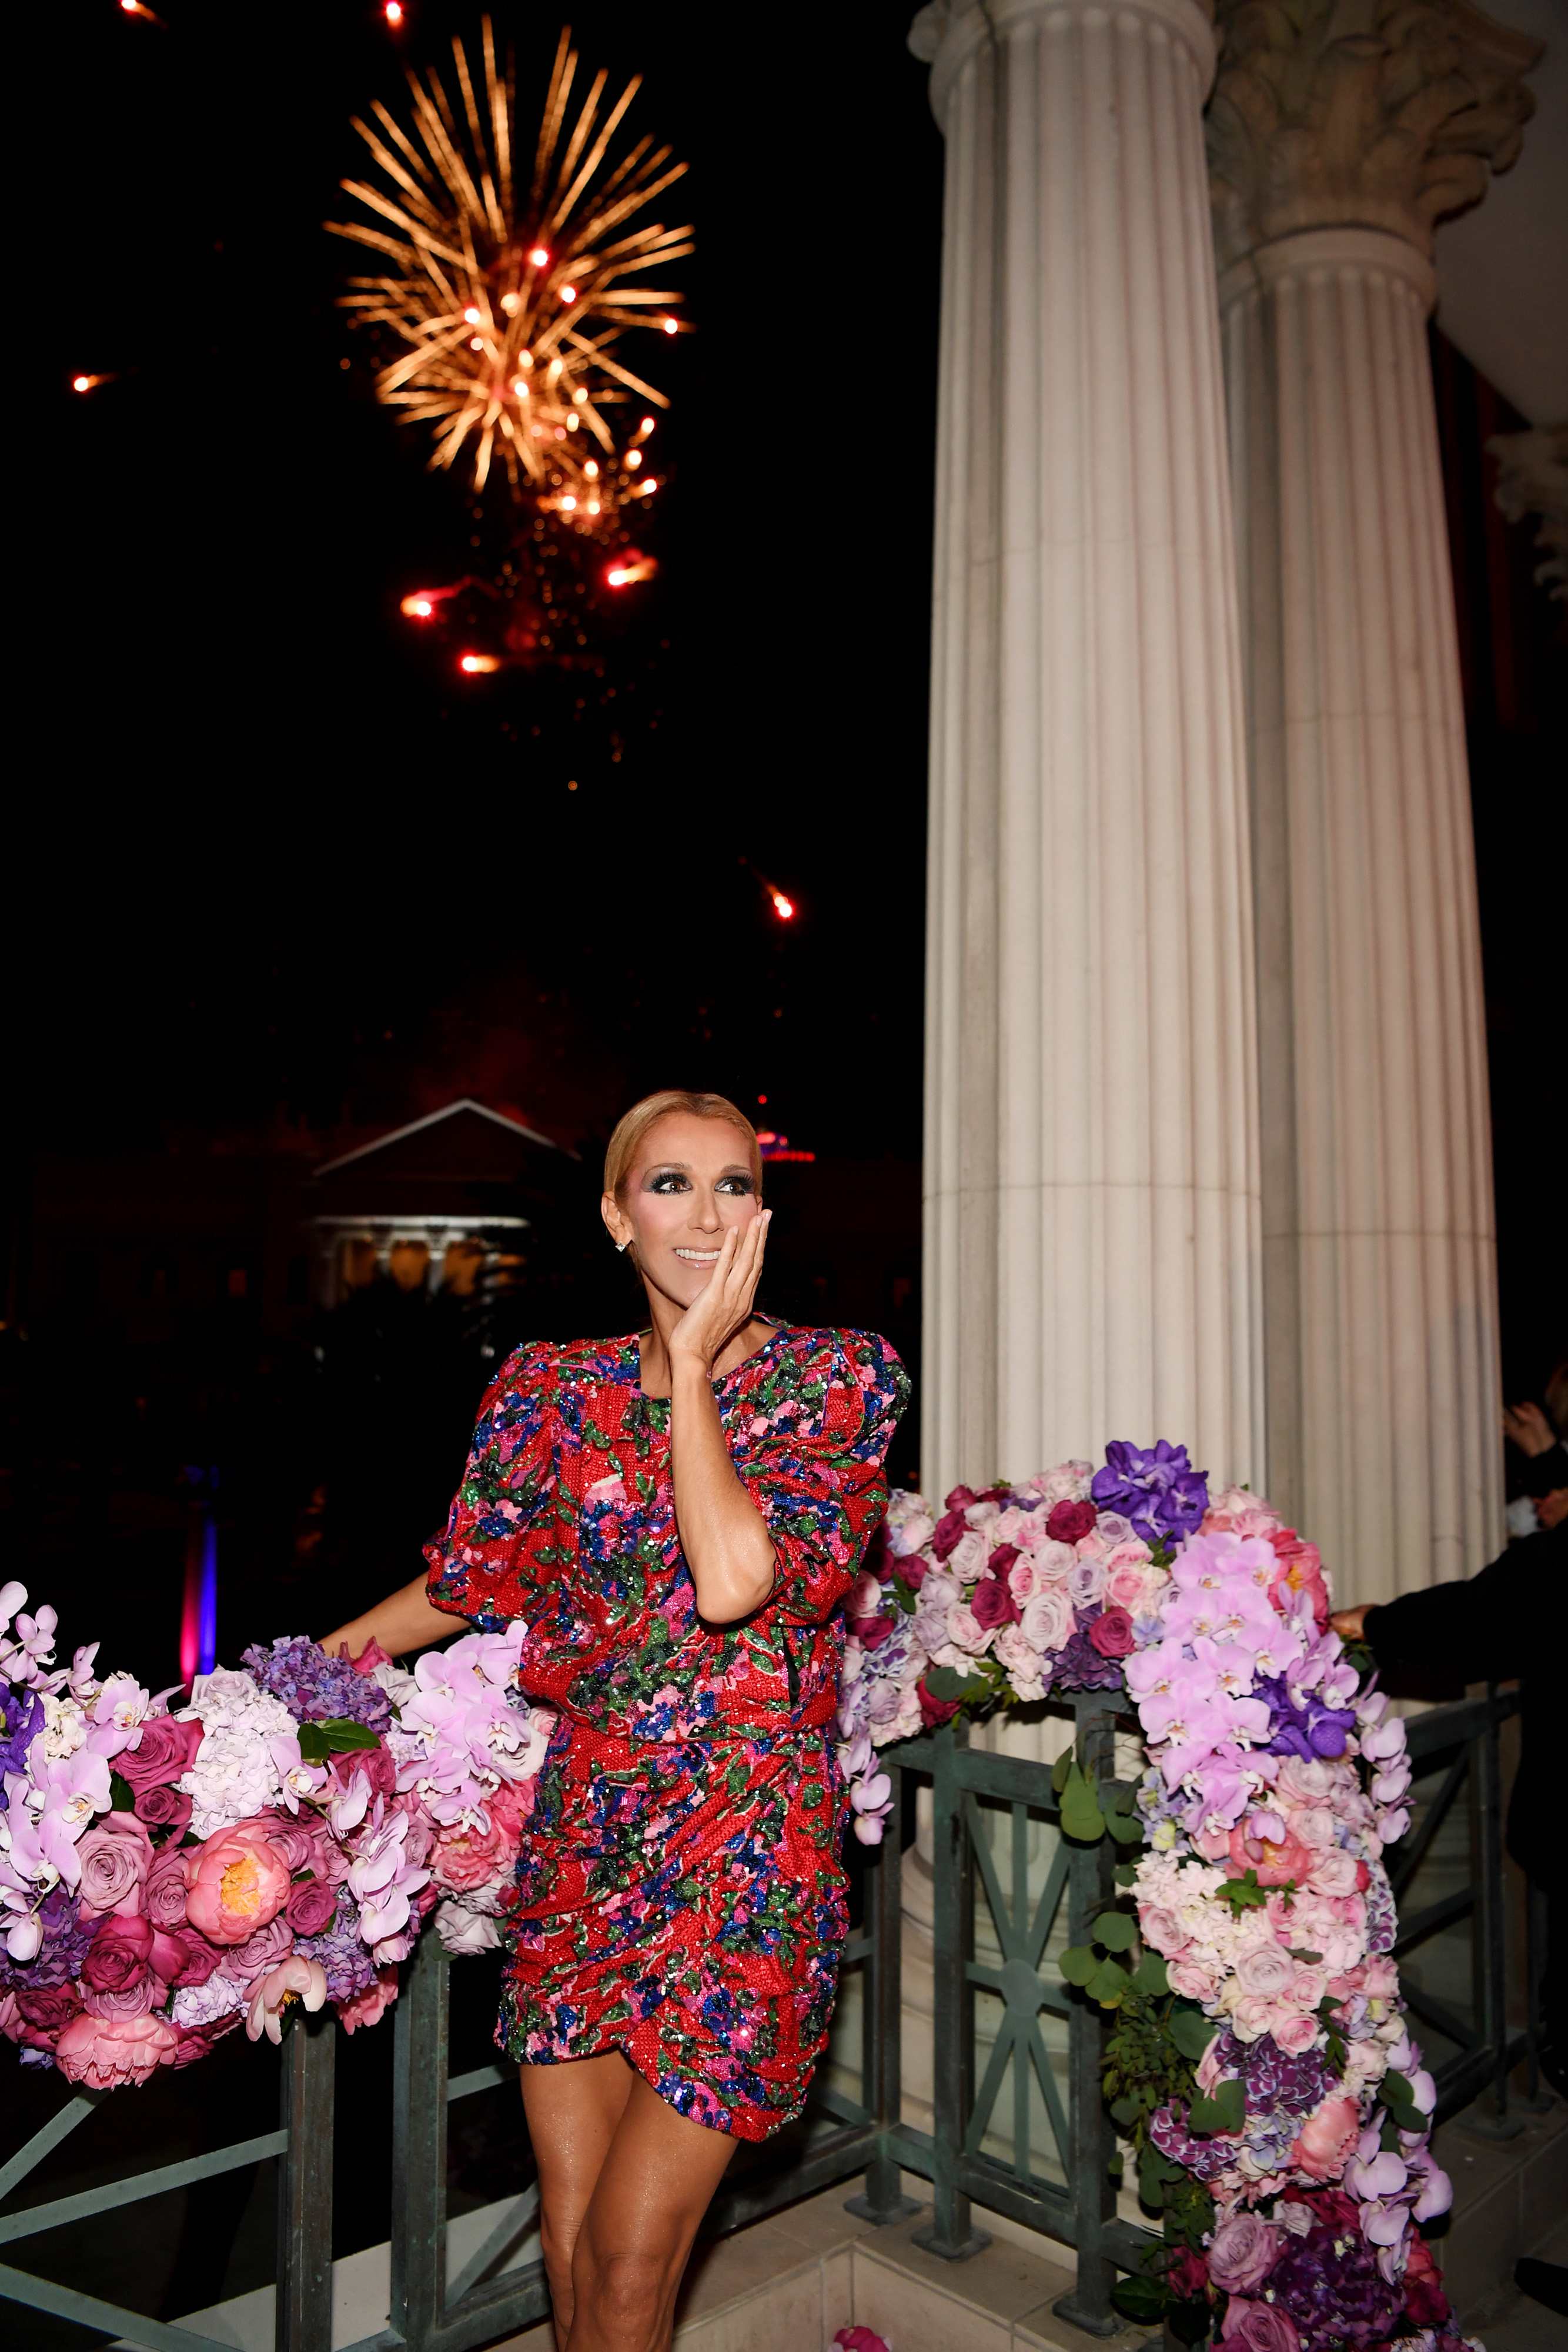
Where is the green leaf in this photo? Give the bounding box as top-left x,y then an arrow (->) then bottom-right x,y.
1106,1807 -> 1145,1846
1188,2079 -> 1245,2136
1219,1867 -> 1272,1915
1380,2070 -> 1429,2129
1109,2094 -> 1141,2126
1086,1956 -> 1132,2007
1169,2297 -> 1213,2346
1167,2003 -> 1216,2062
1138,2144 -> 1176,2206
109,1770 -> 136,1812
1108,2150 -> 1124,2180
1059,1762 -> 1106,1842
1129,1949 -> 1170,1997
1114,1860 -> 1137,1886
922,1665 -> 970,1700
297,1723 -> 332,1763
1288,1949 -> 1323,1963
1052,1749 -> 1074,1796
1092,1910 -> 1137,1952
1059,1944 -> 1099,1986
1111,2277 -> 1169,2324
318,1718 -> 380,1750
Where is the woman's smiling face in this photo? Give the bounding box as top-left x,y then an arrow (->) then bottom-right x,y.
601,1112 -> 762,1309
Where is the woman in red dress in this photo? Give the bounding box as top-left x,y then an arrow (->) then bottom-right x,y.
323,1090 -> 907,2352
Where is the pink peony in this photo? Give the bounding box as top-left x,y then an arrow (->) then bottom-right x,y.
75,1814 -> 154,1919
1290,2095 -> 1360,2181
1228,1821 -> 1314,1887
1221,2298 -> 1299,2352
81,1976 -> 169,2019
245,1954 -> 328,2044
55,2007 -> 179,2087
183,1820 -> 292,1945
337,1964 -> 399,2035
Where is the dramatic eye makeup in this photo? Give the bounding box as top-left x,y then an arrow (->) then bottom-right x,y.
641,1164 -> 755,1197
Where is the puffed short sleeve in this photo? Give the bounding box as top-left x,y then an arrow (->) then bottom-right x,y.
424,1344 -> 561,1630
733,1332 -> 910,1627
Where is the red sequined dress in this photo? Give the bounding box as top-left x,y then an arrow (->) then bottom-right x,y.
424,1320 -> 908,2140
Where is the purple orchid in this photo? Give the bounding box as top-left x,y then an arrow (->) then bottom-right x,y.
345,1805 -> 432,1947
1089,1441 -> 1208,1546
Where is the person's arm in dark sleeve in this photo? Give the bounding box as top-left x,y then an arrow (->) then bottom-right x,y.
1519,1441 -> 1568,1498
1363,1522 -> 1567,1685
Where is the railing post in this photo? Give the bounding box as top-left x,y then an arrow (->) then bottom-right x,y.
849,1757 -> 921,2226
912,1724 -> 990,2260
1052,1695 -> 1118,2337
276,2013 -> 335,2352
393,1930 -> 452,2350
1471,1693 -> 1523,2137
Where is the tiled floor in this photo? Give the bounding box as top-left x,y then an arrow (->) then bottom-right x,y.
489,2184 -> 1159,2352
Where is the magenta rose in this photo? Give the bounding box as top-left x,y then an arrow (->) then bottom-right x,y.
75,1814 -> 154,1919
136,1784 -> 193,1832
1087,1606 -> 1135,1658
330,1742 -> 396,1804
55,2009 -> 179,2088
81,1910 -> 156,1993
1046,1499 -> 1096,1544
167,1929 -> 224,1987
917,1678 -> 961,1730
165,2012 -> 243,2068
144,1845 -> 190,1930
1208,2214 -> 1283,2294
285,1876 -> 339,1936
13,1983 -> 84,2052
969,1573 -> 1022,1632
1221,2299 -> 1299,2352
116,1713 -> 203,1794
255,1811 -> 330,1876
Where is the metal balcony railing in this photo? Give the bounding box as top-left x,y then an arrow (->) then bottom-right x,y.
0,1690 -> 1540,2351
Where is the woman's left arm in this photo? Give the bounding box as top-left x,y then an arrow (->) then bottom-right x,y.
668,1218 -> 779,1624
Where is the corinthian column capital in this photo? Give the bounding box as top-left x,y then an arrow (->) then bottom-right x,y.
911,0 -> 1218,117
1208,0 -> 1542,272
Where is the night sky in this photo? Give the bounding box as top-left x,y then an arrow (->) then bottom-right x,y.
25,0 -> 945,1160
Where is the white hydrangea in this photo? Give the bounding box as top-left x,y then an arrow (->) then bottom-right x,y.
38,1692 -> 88,1762
176,1668 -> 296,1839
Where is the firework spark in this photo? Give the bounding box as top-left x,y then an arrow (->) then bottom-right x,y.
327,19 -> 690,529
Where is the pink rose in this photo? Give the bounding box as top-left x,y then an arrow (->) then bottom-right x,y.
1286,1807 -> 1336,1851
329,1743 -> 397,1805
337,1965 -> 400,2035
1007,1555 -> 1041,1605
1305,1849 -> 1360,1897
136,1783 -> 193,1832
945,1603 -> 994,1655
1289,2094 -> 1359,2181
11,1983 -> 84,2052
1221,2298 -> 1299,2352
116,1713 -> 203,1795
81,1976 -> 168,2019
144,1845 -> 190,1929
183,1820 -> 292,1945
1020,1589 -> 1074,1655
1139,1905 -> 1188,1957
1269,2010 -> 1321,2057
165,1929 -> 223,1986
1274,1756 -> 1335,1807
1170,1956 -> 1221,2001
1363,1955 -> 1398,2000
969,1573 -> 1021,1632
1104,1562 -> 1156,1613
228,1914 -> 295,1989
285,1876 -> 340,1935
1234,1943 -> 1295,2000
1088,1606 -> 1135,1659
55,2008 -> 179,2088
994,1622 -> 1049,1690
75,1815 -> 154,1919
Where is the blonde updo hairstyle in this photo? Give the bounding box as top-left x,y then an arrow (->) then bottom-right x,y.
603,1090 -> 764,1209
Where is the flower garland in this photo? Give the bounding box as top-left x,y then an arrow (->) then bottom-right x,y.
0,1581 -> 554,2088
834,1449 -> 1472,2352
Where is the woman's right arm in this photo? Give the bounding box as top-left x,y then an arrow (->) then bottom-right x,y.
320,1573 -> 470,1660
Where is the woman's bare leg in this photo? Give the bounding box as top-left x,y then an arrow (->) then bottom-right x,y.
519,2058 -> 736,2352
519,2054 -> 637,2339
566,2072 -> 737,2352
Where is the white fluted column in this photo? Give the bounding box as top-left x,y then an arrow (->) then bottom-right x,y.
912,0 -> 1263,1505
1210,1 -> 1541,1601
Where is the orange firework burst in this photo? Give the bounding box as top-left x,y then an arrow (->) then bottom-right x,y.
327,19 -> 690,530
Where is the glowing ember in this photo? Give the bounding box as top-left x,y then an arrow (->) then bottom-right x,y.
327,18 -> 690,533
770,892 -> 795,920
459,653 -> 500,674
385,2 -> 403,22
625,449 -> 642,468
605,553 -> 657,588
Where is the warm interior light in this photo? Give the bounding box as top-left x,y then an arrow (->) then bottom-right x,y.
459,653 -> 499,673
625,448 -> 642,468
528,248 -> 549,267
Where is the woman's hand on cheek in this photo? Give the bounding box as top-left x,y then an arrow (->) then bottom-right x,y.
668,1211 -> 769,1374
